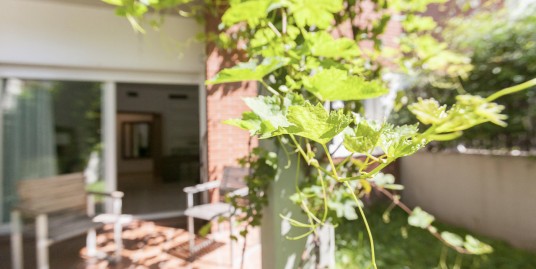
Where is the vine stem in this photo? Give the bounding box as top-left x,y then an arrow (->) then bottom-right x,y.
318,170 -> 329,222
288,134 -> 332,176
260,80 -> 280,96
322,144 -> 339,180
291,148 -> 323,226
344,181 -> 377,269
277,136 -> 292,168
341,161 -> 390,182
486,77 -> 536,102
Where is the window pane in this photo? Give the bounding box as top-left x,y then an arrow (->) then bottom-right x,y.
1,79 -> 102,222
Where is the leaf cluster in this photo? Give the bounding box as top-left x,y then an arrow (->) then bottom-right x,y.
102,0 -> 535,266
393,6 -> 536,151
203,1 -> 520,265
227,147 -> 278,239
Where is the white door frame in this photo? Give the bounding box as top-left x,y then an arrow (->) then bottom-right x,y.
102,81 -> 117,199
0,78 -> 4,223
0,64 -> 206,218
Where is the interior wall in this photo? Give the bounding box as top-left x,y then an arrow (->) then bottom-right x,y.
116,83 -> 199,187
117,83 -> 200,156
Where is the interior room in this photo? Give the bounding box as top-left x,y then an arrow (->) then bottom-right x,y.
116,83 -> 201,216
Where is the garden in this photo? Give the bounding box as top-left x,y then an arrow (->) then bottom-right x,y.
106,0 -> 536,268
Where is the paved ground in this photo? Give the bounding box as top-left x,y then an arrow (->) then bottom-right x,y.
0,217 -> 261,269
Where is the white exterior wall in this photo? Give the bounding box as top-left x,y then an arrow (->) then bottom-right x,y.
0,0 -> 204,79
0,0 -> 205,218
401,152 -> 536,251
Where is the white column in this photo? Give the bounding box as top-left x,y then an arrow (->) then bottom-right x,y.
0,79 -> 4,224
10,210 -> 23,269
260,140 -> 308,269
198,75 -> 207,180
198,75 -> 209,204
102,81 -> 117,213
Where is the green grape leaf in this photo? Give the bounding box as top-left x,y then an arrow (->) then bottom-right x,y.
370,173 -> 395,186
102,0 -> 124,6
343,120 -> 383,154
408,98 -> 447,125
303,68 -> 388,101
198,222 -> 212,237
149,0 -> 193,10
402,15 -> 437,32
306,32 -> 361,59
225,93 -> 304,138
222,0 -> 271,27
370,173 -> 404,190
440,231 -> 464,247
390,0 -> 448,14
464,235 -> 493,255
244,96 -> 290,129
380,124 -> 425,158
435,95 -> 507,133
408,207 -> 435,229
223,112 -> 263,136
428,131 -> 463,141
206,57 -> 289,85
383,184 -> 404,190
289,0 -> 343,29
285,102 -> 352,144
250,28 -> 278,48
343,201 -> 358,220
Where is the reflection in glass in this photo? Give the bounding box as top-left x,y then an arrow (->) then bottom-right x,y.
1,79 -> 101,222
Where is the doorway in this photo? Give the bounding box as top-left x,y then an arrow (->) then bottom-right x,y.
116,83 -> 201,216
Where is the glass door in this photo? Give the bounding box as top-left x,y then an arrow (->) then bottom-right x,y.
0,79 -> 102,223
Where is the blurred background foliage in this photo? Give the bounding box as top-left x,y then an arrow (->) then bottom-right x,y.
335,203 -> 536,269
391,4 -> 536,152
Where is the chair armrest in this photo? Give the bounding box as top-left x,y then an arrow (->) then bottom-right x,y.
86,191 -> 124,216
87,190 -> 124,199
183,180 -> 221,194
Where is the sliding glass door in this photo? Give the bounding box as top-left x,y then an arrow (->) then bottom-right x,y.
0,79 -> 102,222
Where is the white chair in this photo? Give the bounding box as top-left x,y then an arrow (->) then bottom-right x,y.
10,173 -> 128,269
183,167 -> 249,260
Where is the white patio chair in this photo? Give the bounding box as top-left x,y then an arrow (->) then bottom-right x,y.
183,166 -> 249,261
10,173 -> 130,269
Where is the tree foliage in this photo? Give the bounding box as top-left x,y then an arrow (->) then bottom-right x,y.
392,6 -> 536,152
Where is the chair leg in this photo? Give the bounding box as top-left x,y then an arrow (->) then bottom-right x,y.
11,210 -> 23,269
86,228 -> 97,258
113,220 -> 123,261
36,214 -> 49,269
188,215 -> 195,255
229,216 -> 234,268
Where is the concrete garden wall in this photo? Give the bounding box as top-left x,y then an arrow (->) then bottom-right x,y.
400,152 -> 536,251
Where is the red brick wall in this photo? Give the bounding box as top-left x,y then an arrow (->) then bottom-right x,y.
204,12 -> 258,199
202,1 -> 405,200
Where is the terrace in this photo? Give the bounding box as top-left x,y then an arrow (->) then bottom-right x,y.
0,218 -> 261,269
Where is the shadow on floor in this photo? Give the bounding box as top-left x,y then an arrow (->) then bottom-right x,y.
0,217 -> 261,269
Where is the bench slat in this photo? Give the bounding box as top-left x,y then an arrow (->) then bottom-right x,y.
16,173 -> 87,215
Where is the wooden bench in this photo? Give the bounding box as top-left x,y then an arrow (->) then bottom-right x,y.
10,173 -> 127,269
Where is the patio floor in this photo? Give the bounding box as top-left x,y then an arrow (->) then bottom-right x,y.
0,217 -> 261,269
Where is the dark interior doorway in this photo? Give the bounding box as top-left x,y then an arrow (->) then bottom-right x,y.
116,83 -> 200,215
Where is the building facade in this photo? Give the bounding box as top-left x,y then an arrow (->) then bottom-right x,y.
0,0 -> 253,226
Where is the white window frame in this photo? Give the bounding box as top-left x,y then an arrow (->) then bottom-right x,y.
0,78 -> 4,224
